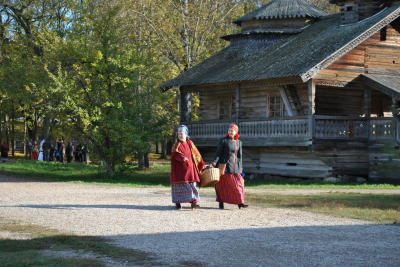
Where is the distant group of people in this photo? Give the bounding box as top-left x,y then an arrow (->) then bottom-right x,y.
24,139 -> 87,164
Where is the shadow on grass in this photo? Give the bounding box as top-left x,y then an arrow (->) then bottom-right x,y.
0,234 -> 158,267
2,224 -> 400,266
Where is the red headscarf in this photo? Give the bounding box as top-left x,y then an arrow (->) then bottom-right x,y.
1,141 -> 9,150
226,123 -> 240,140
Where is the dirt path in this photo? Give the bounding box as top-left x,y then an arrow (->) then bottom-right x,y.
1,175 -> 399,266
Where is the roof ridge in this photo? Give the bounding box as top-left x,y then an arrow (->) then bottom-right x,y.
234,0 -> 328,25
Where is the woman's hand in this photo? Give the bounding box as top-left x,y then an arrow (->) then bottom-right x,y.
209,163 -> 214,168
183,157 -> 189,162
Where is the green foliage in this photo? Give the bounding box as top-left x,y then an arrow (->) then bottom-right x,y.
44,3 -> 171,175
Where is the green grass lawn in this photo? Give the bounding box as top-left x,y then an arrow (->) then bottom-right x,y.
0,161 -> 171,187
245,192 -> 400,224
1,160 -> 400,189
0,217 -> 160,267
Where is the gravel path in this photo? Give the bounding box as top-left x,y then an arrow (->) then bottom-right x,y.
1,174 -> 399,266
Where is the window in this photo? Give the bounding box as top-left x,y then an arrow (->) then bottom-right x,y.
268,93 -> 285,117
217,97 -> 232,120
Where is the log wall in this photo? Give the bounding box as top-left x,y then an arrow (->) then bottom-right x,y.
314,19 -> 400,83
199,88 -> 236,121
315,85 -> 364,116
198,146 -> 333,178
369,140 -> 400,182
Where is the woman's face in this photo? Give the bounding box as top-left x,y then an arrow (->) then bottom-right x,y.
34,141 -> 37,145
228,128 -> 237,138
178,132 -> 186,142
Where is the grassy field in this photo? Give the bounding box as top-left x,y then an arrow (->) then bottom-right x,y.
1,159 -> 399,189
0,217 -> 179,266
244,192 -> 400,224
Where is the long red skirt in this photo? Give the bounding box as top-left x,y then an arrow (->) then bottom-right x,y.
31,152 -> 38,160
215,173 -> 245,205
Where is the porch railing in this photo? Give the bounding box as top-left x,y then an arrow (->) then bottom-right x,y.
314,116 -> 396,140
314,117 -> 368,138
239,119 -> 308,138
185,117 -> 309,139
185,116 -> 399,142
370,118 -> 396,140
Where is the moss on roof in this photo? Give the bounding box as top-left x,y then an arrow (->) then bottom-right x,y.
162,4 -> 400,89
234,0 -> 328,25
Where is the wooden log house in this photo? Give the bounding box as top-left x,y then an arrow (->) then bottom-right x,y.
162,0 -> 400,182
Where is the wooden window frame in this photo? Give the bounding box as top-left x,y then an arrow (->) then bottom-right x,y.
267,93 -> 285,118
217,96 -> 233,120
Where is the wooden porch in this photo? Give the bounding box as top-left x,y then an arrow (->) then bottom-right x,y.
185,115 -> 399,146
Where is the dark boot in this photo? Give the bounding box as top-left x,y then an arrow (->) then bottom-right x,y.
219,202 -> 224,209
175,203 -> 182,210
238,204 -> 248,209
191,202 -> 200,210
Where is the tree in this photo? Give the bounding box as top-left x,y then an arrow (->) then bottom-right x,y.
45,2 -> 170,176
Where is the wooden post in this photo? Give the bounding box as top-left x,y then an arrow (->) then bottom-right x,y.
308,79 -> 315,139
391,98 -> 398,117
179,88 -> 191,123
364,86 -> 371,139
364,87 -> 371,118
235,83 -> 241,125
392,98 -> 398,141
308,79 -> 315,115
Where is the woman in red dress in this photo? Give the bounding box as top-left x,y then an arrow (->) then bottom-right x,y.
170,125 -> 205,210
1,141 -> 9,163
31,141 -> 38,160
210,123 -> 248,209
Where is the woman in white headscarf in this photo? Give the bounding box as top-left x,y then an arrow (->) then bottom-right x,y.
170,125 -> 205,210
38,139 -> 45,161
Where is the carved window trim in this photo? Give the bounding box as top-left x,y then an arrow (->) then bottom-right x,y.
217,96 -> 233,120
267,93 -> 285,118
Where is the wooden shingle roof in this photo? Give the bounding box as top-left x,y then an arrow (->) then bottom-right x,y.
234,0 -> 328,25
162,3 -> 400,89
362,74 -> 400,100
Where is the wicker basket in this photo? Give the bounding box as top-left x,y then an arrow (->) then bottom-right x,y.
200,167 -> 220,187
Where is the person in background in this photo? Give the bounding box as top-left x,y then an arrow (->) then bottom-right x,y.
55,141 -> 60,161
209,123 -> 248,210
1,141 -> 9,163
81,142 -> 87,163
75,142 -> 82,162
25,139 -> 32,160
38,139 -> 45,161
43,138 -> 51,161
66,141 -> 74,163
170,125 -> 205,210
49,145 -> 54,161
58,140 -> 65,163
31,141 -> 38,160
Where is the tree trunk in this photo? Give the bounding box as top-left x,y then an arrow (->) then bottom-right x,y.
33,111 -> 38,142
138,153 -> 145,170
144,151 -> 149,168
103,160 -> 114,176
161,140 -> 166,159
24,109 -> 26,155
5,110 -> 10,149
12,102 -> 15,156
155,141 -> 158,154
85,151 -> 89,165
